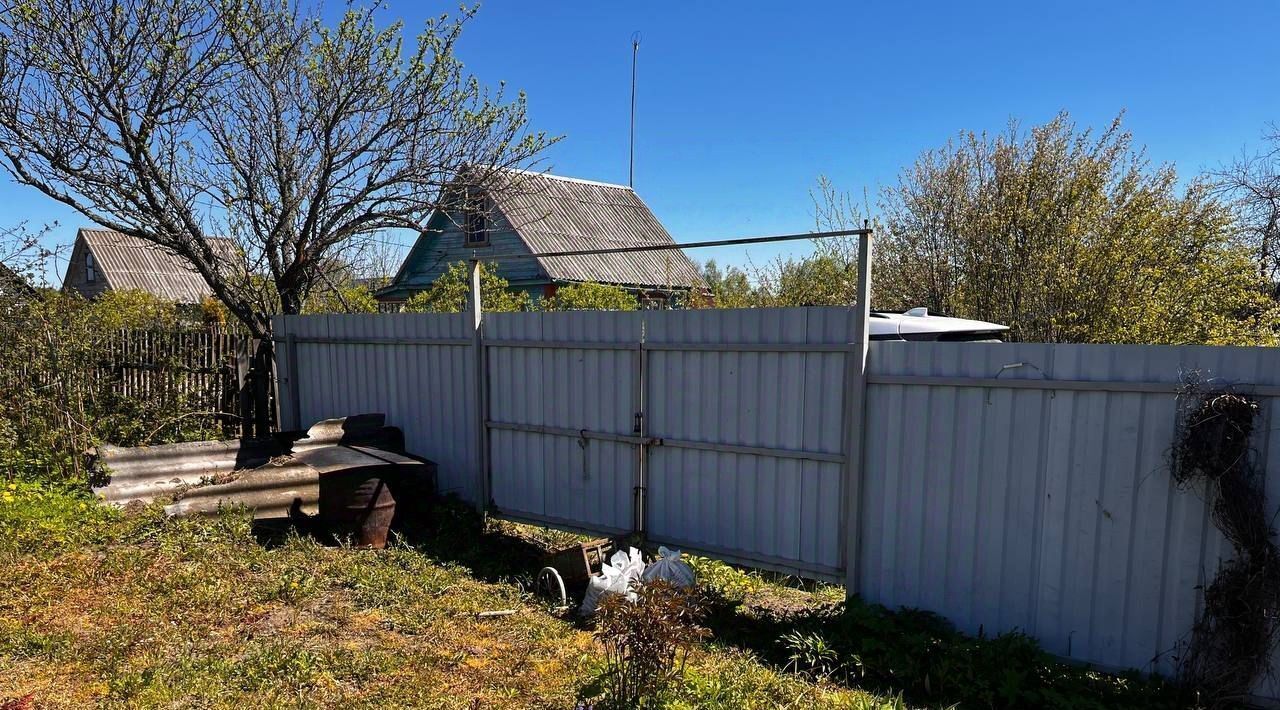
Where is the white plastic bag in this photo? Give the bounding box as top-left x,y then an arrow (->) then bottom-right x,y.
641,546 -> 696,588
579,546 -> 644,616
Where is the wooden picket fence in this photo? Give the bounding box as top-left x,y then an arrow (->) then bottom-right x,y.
101,327 -> 274,438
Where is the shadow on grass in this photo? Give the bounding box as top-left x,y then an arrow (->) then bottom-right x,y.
250,499 -> 1197,710
252,496 -> 566,589
697,587 -> 1197,710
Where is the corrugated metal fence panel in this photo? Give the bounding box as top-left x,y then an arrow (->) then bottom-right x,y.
644,307 -> 852,578
862,341 -> 1280,690
486,311 -> 642,534
274,313 -> 479,503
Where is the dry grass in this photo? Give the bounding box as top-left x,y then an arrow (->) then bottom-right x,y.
0,482 -> 898,709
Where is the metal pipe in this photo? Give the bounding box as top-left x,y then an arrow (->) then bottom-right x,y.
842,225 -> 873,596
634,327 -> 648,537
468,259 -> 490,512
477,228 -> 872,261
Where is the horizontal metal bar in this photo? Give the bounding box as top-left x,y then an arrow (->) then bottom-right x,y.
486,227 -> 872,261
644,342 -> 850,353
646,535 -> 843,583
485,339 -> 638,351
655,436 -> 846,464
272,336 -> 472,347
489,421 -> 843,463
487,339 -> 849,353
491,509 -> 632,539
868,374 -> 1280,397
486,421 -> 649,445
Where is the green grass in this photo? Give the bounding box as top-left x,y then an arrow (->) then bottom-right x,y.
688,556 -> 1196,710
0,483 -> 899,709
0,481 -> 1206,709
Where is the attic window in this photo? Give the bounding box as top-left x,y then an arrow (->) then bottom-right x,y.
85,252 -> 96,282
463,191 -> 489,247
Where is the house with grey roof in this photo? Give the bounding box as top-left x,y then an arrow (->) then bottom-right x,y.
377,170 -> 703,305
61,228 -> 238,304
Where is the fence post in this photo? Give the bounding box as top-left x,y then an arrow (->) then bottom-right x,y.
842,225 -> 873,597
285,331 -> 301,431
469,259 -> 490,512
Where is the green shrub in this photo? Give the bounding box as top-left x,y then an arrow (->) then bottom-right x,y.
543,282 -> 638,311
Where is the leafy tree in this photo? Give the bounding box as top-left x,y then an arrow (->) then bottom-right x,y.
0,0 -> 551,337
543,282 -> 637,311
817,112 -> 1277,344
698,260 -> 756,308
753,253 -> 859,307
86,290 -> 178,331
403,261 -> 530,313
199,296 -> 231,328
304,283 -> 380,314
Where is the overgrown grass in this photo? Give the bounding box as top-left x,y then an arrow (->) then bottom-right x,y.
690,556 -> 1198,710
0,485 -> 899,708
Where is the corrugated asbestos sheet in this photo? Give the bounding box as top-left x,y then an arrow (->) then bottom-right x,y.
489,171 -> 704,289
486,311 -> 643,534
862,341 -> 1280,697
80,229 -> 239,303
273,313 -> 479,502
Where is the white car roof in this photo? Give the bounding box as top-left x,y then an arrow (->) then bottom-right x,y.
870,308 -> 1009,339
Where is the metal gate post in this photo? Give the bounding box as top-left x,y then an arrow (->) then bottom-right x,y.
842,225 -> 873,596
633,321 -> 648,538
469,259 -> 490,512
285,331 -> 301,432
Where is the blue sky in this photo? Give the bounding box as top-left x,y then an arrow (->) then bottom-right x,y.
7,0 -> 1280,283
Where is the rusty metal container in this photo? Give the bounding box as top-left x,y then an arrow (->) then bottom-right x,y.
318,472 -> 396,548
544,538 -> 614,588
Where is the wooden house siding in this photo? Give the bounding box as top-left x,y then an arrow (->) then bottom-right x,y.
378,170 -> 702,303
382,209 -> 545,300
63,236 -> 109,299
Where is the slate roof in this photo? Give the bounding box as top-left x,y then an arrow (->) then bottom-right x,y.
485,170 -> 703,289
74,229 -> 239,303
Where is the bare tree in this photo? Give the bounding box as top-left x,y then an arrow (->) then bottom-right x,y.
1215,125 -> 1280,285
0,0 -> 552,337
0,221 -> 54,297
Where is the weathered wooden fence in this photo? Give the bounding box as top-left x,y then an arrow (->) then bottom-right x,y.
273,309 -> 1280,701
101,327 -> 272,438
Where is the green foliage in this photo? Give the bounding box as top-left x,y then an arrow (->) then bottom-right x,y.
695,559 -> 1187,709
543,282 -> 638,311
754,254 -> 859,307
848,111 -> 1279,344
402,261 -> 531,313
303,282 -> 379,314
695,260 -> 757,309
0,480 -> 120,556
88,289 -> 179,331
0,290 -> 228,483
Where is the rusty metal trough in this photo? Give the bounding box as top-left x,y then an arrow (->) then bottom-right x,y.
92,415 -> 437,534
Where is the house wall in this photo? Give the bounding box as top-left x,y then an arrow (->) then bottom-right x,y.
61,238 -> 108,299
386,208 -> 546,300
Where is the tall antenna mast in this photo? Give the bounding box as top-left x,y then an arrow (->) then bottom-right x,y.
629,32 -> 641,188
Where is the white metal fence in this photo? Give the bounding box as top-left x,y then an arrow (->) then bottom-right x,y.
273,309 -> 1280,699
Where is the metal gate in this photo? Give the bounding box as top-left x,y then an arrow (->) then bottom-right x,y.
483,308 -> 856,581
484,310 -> 648,537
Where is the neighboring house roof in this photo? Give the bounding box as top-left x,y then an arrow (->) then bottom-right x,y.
68,228 -> 239,303
487,170 -> 703,289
